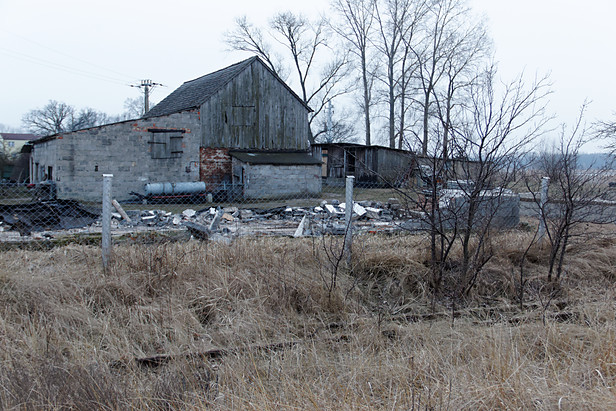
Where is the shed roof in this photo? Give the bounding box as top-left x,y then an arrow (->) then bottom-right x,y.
230,151 -> 322,166
144,56 -> 311,118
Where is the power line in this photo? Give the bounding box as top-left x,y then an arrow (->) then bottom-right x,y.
1,28 -> 138,82
0,47 -> 133,86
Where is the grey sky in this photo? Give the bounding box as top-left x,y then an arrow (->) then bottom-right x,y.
1,0 -> 614,150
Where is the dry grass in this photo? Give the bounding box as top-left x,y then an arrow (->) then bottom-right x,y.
0,229 -> 615,409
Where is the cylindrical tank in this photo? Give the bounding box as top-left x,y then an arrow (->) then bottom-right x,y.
145,182 -> 206,195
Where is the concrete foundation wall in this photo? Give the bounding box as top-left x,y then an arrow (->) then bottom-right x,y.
241,163 -> 322,199
31,111 -> 202,202
439,189 -> 520,229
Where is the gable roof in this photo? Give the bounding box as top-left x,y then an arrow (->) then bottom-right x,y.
144,56 -> 311,118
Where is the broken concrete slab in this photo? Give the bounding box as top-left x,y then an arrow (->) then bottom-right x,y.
182,209 -> 197,218
209,210 -> 223,231
353,203 -> 367,218
184,221 -> 210,241
365,207 -> 382,219
294,215 -> 308,238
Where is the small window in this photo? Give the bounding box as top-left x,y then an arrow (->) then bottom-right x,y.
150,134 -> 168,159
170,136 -> 183,158
149,133 -> 183,159
8,141 -> 14,147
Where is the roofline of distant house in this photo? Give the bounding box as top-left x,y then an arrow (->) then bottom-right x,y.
0,133 -> 41,141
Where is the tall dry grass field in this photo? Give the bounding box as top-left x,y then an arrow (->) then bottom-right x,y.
0,229 -> 615,409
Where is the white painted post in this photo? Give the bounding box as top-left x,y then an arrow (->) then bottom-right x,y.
345,176 -> 355,266
538,176 -> 549,242
102,174 -> 113,270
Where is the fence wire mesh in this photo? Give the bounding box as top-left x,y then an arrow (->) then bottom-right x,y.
2,165 -> 616,251
0,174 -> 531,249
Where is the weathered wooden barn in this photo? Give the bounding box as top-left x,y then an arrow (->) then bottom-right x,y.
30,57 -> 321,201
312,143 -> 414,186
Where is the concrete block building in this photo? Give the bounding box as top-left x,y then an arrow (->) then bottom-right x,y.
30,56 -> 321,201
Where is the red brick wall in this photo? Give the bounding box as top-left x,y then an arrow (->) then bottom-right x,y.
199,147 -> 232,189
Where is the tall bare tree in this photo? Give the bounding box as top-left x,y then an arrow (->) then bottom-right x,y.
225,12 -> 349,144
431,16 -> 490,164
410,0 -> 475,155
374,0 -> 426,148
225,16 -> 287,77
331,0 -> 377,146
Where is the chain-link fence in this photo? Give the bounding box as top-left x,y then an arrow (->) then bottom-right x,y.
2,167 -> 615,254
0,173 -> 527,246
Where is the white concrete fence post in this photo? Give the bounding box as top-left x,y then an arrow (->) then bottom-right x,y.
102,174 -> 113,270
345,176 -> 355,267
538,176 -> 549,242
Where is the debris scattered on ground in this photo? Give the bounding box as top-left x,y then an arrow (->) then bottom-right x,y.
0,190 -> 525,242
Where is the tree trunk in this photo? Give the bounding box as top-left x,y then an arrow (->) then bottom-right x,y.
388,59 -> 395,148
362,53 -> 372,146
422,89 -> 430,155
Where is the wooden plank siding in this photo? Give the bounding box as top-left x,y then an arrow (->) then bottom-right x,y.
200,61 -> 310,151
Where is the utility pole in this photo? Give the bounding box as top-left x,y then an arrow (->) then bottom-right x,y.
131,80 -> 163,114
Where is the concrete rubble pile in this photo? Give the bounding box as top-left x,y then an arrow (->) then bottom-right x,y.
0,188 -> 522,241
108,198 -> 408,240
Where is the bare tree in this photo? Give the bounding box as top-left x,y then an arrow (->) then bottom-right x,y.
331,0 -> 378,146
410,0 -> 477,155
431,17 -> 490,166
374,0 -> 426,148
225,16 -> 288,78
225,12 -> 349,144
595,117 -> 616,156
531,105 -> 613,283
22,100 -> 75,135
122,97 -> 156,119
22,100 -> 110,135
445,68 -> 550,294
395,67 -> 550,299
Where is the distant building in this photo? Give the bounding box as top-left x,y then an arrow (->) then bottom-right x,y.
0,133 -> 39,157
0,133 -> 40,181
30,57 -> 321,201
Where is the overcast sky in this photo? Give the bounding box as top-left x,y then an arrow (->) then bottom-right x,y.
1,0 -> 615,151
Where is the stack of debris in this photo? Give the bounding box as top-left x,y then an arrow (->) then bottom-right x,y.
103,198 -> 407,240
